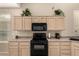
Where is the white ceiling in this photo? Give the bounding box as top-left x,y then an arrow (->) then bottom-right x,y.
0,3 -> 20,8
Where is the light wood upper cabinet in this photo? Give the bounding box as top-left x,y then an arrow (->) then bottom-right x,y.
47,17 -> 56,30
55,17 -> 65,30
12,16 -> 31,31
11,16 -> 65,31
32,17 -> 41,23
32,16 -> 47,23
12,16 -> 23,30
23,17 -> 31,30
41,17 -> 47,23
47,16 -> 65,30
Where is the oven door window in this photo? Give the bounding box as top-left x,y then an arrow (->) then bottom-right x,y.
34,45 -> 45,50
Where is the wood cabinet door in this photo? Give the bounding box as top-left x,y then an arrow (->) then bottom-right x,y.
23,17 -> 31,30
71,42 -> 79,56
19,41 -> 30,56
41,17 -> 47,23
49,45 -> 60,56
48,41 -> 60,56
9,41 -> 18,56
60,41 -> 71,56
13,16 -> 23,30
60,46 -> 71,56
47,17 -> 56,30
19,47 -> 30,56
9,48 -> 18,56
73,47 -> 79,56
32,17 -> 41,23
55,17 -> 65,30
32,16 -> 47,23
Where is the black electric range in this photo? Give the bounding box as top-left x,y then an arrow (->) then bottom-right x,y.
30,33 -> 48,56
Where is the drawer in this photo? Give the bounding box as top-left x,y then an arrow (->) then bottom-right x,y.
61,49 -> 70,52
60,46 -> 70,49
60,42 -> 70,45
47,16 -> 56,19
19,45 -> 30,48
9,45 -> 18,48
49,42 -> 60,45
19,42 -> 30,46
49,45 -> 59,49
61,52 -> 71,56
9,41 -> 18,45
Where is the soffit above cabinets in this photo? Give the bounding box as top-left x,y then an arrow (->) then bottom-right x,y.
0,3 -> 20,8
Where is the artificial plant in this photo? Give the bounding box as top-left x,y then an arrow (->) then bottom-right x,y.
21,8 -> 32,16
54,9 -> 64,16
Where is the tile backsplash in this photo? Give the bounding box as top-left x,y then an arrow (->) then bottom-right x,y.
47,31 -> 61,37
11,31 -> 61,39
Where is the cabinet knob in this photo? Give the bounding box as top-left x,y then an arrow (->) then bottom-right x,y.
15,36 -> 19,39
75,30 -> 78,32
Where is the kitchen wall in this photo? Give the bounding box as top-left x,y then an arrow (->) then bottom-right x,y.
0,3 -> 79,37
20,3 -> 79,36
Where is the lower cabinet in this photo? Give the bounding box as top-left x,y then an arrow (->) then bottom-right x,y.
49,45 -> 60,56
9,41 -> 30,56
48,41 -> 71,56
60,41 -> 71,56
9,41 -> 18,56
48,41 -> 60,56
19,41 -> 30,56
71,41 -> 79,56
9,47 -> 18,56
9,40 -> 79,56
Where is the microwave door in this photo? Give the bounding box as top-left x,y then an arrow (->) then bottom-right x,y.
32,23 -> 47,31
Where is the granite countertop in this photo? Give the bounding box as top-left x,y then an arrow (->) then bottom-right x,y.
48,37 -> 70,41
9,35 -> 79,42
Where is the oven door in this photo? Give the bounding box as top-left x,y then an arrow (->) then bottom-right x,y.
31,42 -> 48,56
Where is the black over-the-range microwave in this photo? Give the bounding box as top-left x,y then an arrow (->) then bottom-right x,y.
32,23 -> 47,31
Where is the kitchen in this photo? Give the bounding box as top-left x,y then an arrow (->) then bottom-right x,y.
0,3 -> 79,56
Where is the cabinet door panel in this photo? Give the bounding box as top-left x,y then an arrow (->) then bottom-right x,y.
13,16 -> 23,30
55,17 -> 64,30
9,48 -> 18,56
32,17 -> 41,23
49,41 -> 60,46
9,41 -> 18,56
23,17 -> 31,30
41,17 -> 47,23
47,17 -> 55,30
19,48 -> 30,56
19,41 -> 30,56
72,46 -> 79,56
71,42 -> 79,56
49,46 -> 60,56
